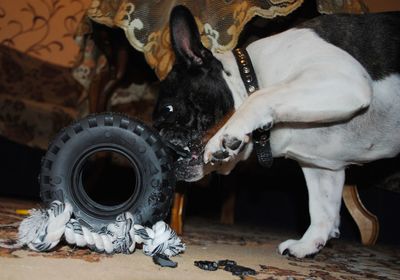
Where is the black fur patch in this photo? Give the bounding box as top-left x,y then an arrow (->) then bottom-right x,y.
153,57 -> 234,147
152,5 -> 236,181
299,12 -> 400,81
153,56 -> 234,181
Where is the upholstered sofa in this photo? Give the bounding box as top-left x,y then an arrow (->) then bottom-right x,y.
0,45 -> 86,150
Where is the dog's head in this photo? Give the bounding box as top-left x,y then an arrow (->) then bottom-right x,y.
153,5 -> 236,181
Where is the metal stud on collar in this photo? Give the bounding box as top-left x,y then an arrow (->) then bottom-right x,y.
233,48 -> 259,94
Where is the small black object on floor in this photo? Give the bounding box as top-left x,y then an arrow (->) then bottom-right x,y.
152,253 -> 178,268
194,259 -> 256,277
194,260 -> 218,271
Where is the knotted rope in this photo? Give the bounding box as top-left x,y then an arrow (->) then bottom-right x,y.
0,200 -> 185,257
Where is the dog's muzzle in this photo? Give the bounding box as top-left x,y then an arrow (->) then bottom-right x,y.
164,141 -> 191,159
160,136 -> 207,182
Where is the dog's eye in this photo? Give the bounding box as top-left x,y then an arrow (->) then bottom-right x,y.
165,105 -> 174,113
160,104 -> 175,119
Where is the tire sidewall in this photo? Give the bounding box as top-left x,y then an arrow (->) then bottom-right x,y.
40,114 -> 175,229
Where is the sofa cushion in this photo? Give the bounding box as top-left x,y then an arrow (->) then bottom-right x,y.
0,45 -> 84,108
0,94 -> 79,150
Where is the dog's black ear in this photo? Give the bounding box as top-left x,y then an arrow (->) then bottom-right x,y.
169,5 -> 209,67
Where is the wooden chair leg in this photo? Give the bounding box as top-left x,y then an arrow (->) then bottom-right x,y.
170,192 -> 185,235
220,190 -> 235,225
342,184 -> 379,245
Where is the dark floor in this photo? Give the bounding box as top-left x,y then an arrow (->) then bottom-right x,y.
1,135 -> 400,247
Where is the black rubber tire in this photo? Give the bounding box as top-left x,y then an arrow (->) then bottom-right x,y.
39,112 -> 175,229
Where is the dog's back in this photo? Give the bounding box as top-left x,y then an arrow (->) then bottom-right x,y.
271,12 -> 400,169
299,12 -> 400,81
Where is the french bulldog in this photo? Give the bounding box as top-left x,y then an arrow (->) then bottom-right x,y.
153,5 -> 400,258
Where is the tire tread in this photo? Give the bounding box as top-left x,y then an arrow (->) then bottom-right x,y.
39,112 -> 175,229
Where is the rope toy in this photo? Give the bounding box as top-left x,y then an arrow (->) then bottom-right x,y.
0,200 -> 185,258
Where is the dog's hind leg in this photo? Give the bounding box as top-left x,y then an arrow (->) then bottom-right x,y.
278,167 -> 344,258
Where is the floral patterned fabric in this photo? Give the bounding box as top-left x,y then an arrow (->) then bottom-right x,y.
0,0 -> 90,67
83,0 -> 305,80
0,0 -> 369,150
78,0 -> 367,80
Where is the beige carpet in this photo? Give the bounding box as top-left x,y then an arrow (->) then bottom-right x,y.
1,197 -> 399,280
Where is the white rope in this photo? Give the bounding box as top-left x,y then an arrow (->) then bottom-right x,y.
0,200 -> 185,257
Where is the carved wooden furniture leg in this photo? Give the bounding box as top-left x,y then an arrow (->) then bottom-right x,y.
87,69 -> 109,113
342,184 -> 379,245
170,192 -> 185,235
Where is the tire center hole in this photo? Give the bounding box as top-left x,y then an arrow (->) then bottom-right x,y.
81,150 -> 137,207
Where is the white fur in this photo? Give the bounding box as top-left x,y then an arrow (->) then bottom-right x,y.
205,28 -> 400,257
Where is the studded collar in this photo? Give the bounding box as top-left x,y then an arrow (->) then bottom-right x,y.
232,48 -> 273,168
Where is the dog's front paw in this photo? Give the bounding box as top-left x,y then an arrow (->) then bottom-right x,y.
204,131 -> 249,163
278,238 -> 326,258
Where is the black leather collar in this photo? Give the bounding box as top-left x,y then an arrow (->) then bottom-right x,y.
232,48 -> 273,168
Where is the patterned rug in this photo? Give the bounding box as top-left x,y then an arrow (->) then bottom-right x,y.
0,198 -> 106,262
1,197 -> 399,279
183,220 -> 400,280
